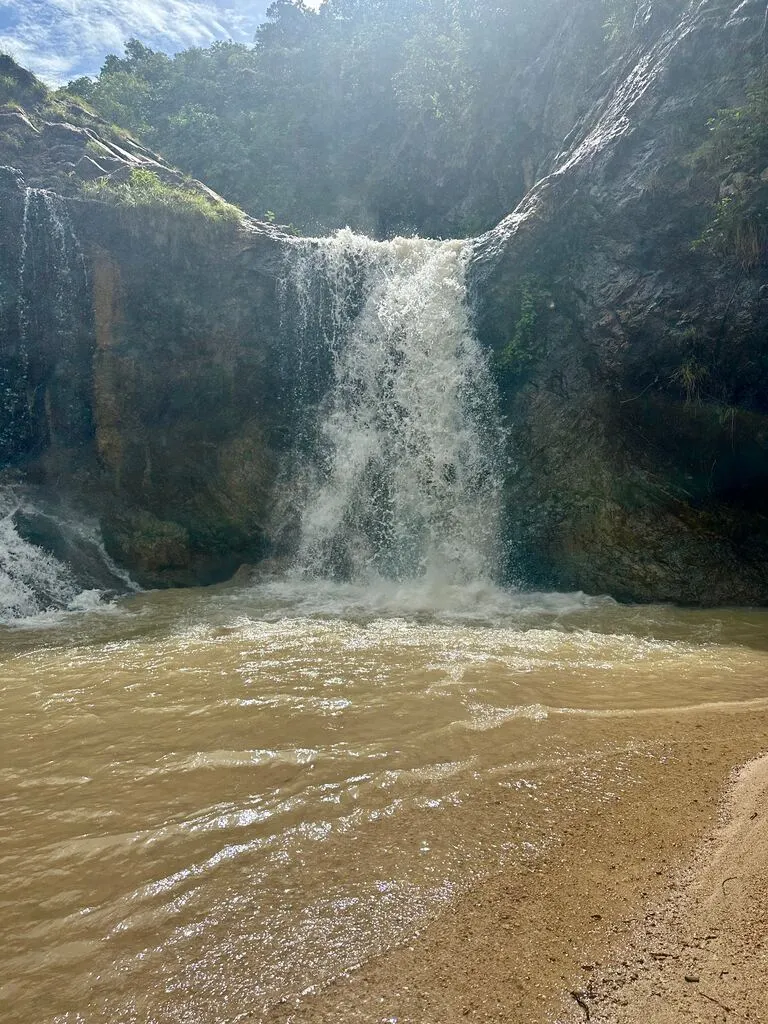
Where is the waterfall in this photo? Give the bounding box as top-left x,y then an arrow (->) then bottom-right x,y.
281,229 -> 505,585
18,187 -> 86,351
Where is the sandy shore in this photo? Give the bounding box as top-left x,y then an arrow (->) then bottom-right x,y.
266,703 -> 768,1023
556,747 -> 768,1024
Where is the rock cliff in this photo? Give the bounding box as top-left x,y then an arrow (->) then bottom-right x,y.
1,54 -> 292,585
1,1 -> 767,603
471,0 -> 768,603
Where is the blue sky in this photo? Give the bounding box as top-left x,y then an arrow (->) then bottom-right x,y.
0,0 -> 276,85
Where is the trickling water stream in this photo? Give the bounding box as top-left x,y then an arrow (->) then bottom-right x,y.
3,187 -> 92,466
18,187 -> 87,355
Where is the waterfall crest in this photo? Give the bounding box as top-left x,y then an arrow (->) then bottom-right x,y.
281,229 -> 505,585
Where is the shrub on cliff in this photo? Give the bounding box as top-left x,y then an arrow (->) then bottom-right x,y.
82,168 -> 242,223
693,77 -> 768,269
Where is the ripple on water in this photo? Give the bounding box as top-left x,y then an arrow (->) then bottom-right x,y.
2,583 -> 768,1022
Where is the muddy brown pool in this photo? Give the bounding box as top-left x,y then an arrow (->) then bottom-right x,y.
2,579 -> 767,1023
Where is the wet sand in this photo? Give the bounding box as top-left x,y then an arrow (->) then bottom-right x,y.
556,742 -> 768,1024
269,703 -> 768,1023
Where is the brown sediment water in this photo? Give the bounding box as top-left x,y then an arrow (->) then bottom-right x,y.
1,578 -> 768,1023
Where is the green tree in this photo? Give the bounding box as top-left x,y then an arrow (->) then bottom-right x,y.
64,0 -> 649,236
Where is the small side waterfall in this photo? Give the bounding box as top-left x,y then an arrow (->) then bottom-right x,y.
280,229 -> 506,585
4,188 -> 91,463
0,194 -> 131,624
0,488 -> 137,625
18,187 -> 87,354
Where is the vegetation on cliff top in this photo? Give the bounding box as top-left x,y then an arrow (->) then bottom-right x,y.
0,53 -> 48,107
0,53 -> 145,158
83,168 -> 243,222
63,0 -> 684,237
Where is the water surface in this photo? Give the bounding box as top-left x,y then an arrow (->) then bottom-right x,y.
2,579 -> 768,1023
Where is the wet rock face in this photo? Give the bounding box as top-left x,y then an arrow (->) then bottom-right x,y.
78,206 -> 288,586
0,176 -> 293,587
470,0 -> 768,604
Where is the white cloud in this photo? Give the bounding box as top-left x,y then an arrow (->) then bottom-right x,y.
0,0 -> 272,84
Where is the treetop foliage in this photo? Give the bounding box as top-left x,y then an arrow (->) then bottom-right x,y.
63,0 -> 668,237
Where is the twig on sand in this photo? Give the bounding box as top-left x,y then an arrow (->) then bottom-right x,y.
570,990 -> 591,1021
721,875 -> 739,894
698,990 -> 733,1014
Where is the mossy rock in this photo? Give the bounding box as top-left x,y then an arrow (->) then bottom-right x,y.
103,510 -> 191,585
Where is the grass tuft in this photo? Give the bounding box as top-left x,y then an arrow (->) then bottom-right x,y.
82,167 -> 243,223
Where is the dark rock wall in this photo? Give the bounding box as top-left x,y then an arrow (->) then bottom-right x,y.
0,177 -> 293,586
77,205 -> 289,586
471,0 -> 768,603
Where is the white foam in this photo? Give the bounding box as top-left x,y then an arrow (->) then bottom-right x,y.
283,230 -> 505,585
0,505 -> 82,622
232,574 -> 612,625
0,489 -> 137,627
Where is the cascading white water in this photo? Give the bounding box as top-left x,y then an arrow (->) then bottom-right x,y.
18,187 -> 85,347
0,488 -> 138,625
0,501 -> 82,622
282,229 -> 505,585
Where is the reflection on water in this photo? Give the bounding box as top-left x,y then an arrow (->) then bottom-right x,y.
2,578 -> 768,1023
